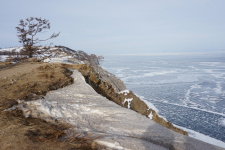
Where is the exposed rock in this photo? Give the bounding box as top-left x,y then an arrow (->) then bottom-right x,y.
97,55 -> 104,59
89,54 -> 100,65
91,64 -> 126,92
74,64 -> 188,136
53,46 -> 100,65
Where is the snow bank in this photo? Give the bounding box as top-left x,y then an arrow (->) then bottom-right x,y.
0,55 -> 9,61
43,57 -> 73,64
0,47 -> 23,52
118,90 -> 130,96
174,124 -> 225,148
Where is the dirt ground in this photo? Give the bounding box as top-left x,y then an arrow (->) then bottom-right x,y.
0,62 -> 97,150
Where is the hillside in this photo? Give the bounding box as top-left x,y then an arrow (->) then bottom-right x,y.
0,46 -> 224,150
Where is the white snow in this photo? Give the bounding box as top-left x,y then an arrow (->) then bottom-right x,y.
43,57 -> 73,64
122,98 -> 133,109
118,90 -> 130,95
148,111 -> 153,120
0,55 -> 9,61
0,47 -> 23,52
96,141 -> 125,150
184,84 -> 201,105
0,46 -> 77,61
219,118 -> 225,127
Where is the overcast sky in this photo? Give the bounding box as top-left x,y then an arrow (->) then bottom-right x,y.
0,0 -> 225,55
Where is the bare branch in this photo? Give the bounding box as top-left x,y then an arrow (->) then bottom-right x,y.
15,17 -> 60,58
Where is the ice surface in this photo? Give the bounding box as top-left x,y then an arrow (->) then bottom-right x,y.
100,54 -> 225,143
184,84 -> 201,105
220,118 -> 225,127
215,82 -> 223,94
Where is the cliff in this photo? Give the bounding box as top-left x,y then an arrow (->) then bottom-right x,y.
1,46 -> 224,149
72,64 -> 188,136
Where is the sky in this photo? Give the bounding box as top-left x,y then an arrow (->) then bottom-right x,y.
0,0 -> 225,55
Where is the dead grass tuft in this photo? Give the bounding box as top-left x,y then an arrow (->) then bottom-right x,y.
26,125 -> 101,149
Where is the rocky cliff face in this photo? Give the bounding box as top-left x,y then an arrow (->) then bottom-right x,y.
47,46 -> 100,66
73,64 -> 188,136
90,64 -> 126,93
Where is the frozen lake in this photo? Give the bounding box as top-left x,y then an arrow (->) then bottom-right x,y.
100,52 -> 225,142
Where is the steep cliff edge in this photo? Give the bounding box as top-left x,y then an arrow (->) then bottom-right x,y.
71,64 -> 188,136
0,46 -> 187,135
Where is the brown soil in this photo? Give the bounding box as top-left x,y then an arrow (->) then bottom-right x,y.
0,62 -> 96,150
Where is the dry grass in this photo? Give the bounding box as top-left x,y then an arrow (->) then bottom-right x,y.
32,126 -> 102,145
0,62 -> 98,150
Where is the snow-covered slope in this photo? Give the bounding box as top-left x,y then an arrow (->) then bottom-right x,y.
12,70 -> 225,150
0,47 -> 23,53
0,46 -> 99,65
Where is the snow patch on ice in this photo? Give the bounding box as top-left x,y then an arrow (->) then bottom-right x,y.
143,70 -> 177,77
219,118 -> 225,127
122,98 -> 133,109
174,124 -> 225,148
184,84 -> 201,105
215,82 -> 223,94
121,70 -> 178,81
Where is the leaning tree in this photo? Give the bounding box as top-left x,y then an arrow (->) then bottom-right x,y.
16,17 -> 60,58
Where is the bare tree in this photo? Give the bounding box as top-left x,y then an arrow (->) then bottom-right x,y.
16,17 -> 60,58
